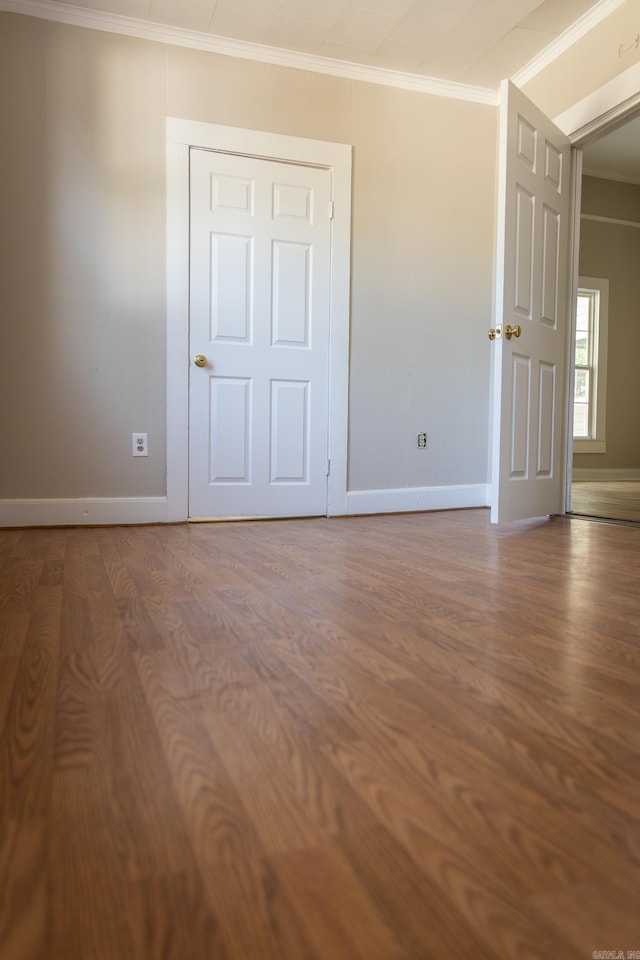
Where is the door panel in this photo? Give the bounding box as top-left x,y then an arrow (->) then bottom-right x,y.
272,241 -> 311,345
189,149 -> 332,518
209,378 -> 251,483
537,361 -> 556,477
270,380 -> 309,482
515,186 -> 534,317
210,233 -> 253,342
509,353 -> 530,479
490,80 -> 571,523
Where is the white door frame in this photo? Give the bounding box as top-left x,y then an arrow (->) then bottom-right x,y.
165,118 -> 352,521
552,60 -> 640,514
561,145 -> 584,514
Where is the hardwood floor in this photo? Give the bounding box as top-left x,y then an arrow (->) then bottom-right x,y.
571,481 -> 640,523
1,509 -> 639,959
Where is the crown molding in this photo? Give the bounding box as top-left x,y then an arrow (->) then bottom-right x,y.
1,0 -> 626,108
0,0 -> 499,105
512,0 -> 626,88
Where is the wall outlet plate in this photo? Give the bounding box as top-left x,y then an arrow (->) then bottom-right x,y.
132,433 -> 148,457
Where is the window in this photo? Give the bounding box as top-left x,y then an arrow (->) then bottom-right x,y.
573,277 -> 608,453
573,292 -> 595,438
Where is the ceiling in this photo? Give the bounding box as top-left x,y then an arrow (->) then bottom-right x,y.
10,0 -> 610,90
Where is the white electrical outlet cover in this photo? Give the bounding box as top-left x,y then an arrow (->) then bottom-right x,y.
132,433 -> 148,457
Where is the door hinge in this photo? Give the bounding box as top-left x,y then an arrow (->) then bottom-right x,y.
328,201 -> 334,220
326,458 -> 331,476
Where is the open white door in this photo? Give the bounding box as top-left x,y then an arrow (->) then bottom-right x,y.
490,80 -> 572,523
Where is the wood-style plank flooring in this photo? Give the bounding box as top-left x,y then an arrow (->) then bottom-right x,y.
571,481 -> 640,523
1,509 -> 640,959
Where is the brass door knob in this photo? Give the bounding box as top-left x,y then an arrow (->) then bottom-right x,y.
504,324 -> 521,340
488,326 -> 502,341
194,354 -> 208,367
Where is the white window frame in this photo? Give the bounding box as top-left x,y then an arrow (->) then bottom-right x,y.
573,275 -> 608,454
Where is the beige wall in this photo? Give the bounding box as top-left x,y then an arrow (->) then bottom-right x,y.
0,12 -> 497,503
0,16 -> 167,499
574,175 -> 640,471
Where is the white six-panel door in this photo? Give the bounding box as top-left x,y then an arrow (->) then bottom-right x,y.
490,80 -> 572,523
188,148 -> 332,518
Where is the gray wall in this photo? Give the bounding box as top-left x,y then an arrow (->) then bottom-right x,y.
575,175 -> 640,471
0,12 -> 497,506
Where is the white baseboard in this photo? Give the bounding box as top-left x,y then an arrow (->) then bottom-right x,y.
345,483 -> 489,515
0,485 -> 491,526
0,497 -> 168,527
572,469 -> 640,482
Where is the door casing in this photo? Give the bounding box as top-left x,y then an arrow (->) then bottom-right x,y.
554,61 -> 640,515
165,119 -> 352,522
